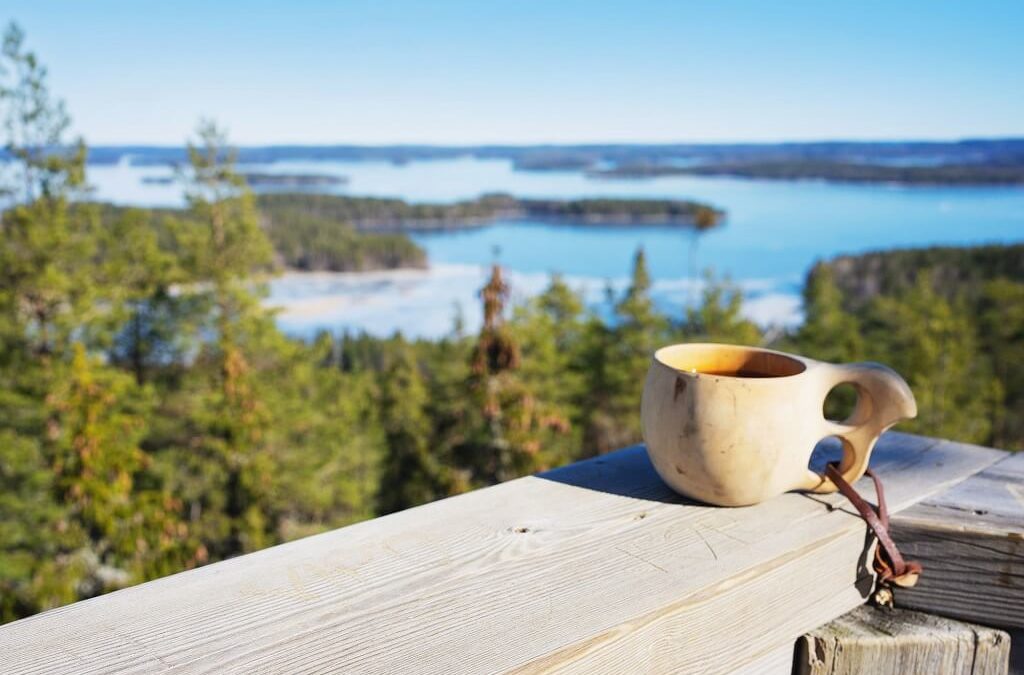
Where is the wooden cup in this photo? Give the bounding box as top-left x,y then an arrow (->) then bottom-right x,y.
641,343 -> 917,506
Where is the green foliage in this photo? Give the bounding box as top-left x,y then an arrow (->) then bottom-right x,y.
376,337 -> 450,514
807,249 -> 1024,448
254,192 -> 721,230
3,21 -> 1024,628
578,249 -> 671,454
449,266 -> 572,486
859,275 -> 999,444
681,272 -> 762,345
794,266 -> 863,364
977,280 -> 1024,449
260,203 -> 426,272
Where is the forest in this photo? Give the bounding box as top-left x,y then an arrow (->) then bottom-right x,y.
2,23 -> 1023,624
253,192 -> 723,232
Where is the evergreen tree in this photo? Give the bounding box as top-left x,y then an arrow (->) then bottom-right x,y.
0,22 -> 94,359
975,279 -> 1024,449
453,265 -> 569,486
581,248 -> 668,454
510,275 -> 587,467
0,24 -> 197,620
376,337 -> 449,514
794,265 -> 863,363
681,272 -> 761,345
791,266 -> 865,419
167,121 -> 278,555
862,274 -> 999,444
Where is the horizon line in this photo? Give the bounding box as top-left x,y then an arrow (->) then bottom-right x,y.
83,135 -> 1024,149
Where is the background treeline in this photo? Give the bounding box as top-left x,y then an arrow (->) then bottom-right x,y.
2,23 -> 1023,624
255,192 -> 722,232
74,138 -> 1024,177
592,159 -> 1024,185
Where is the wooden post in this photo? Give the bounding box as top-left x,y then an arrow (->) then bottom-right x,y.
797,605 -> 1011,675
891,452 -> 1024,630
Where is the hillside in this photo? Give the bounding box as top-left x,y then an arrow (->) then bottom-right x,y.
813,243 -> 1024,311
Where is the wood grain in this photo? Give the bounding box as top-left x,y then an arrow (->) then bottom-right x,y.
0,432 -> 1006,674
893,452 -> 1024,630
797,605 -> 1010,675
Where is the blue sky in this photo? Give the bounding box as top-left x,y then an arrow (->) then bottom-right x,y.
6,1 -> 1023,144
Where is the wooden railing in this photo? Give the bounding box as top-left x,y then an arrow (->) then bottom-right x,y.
1,432 -> 1021,674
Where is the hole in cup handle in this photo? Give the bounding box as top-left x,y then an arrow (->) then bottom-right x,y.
800,361 -> 918,494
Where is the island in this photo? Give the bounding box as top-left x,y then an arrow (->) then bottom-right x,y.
588,160 -> 1024,186
141,172 -> 347,188
256,192 -> 724,233
94,192 -> 724,275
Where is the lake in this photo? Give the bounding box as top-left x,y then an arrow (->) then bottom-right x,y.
87,156 -> 1024,339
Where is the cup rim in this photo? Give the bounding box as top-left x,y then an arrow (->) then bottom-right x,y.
653,342 -> 808,380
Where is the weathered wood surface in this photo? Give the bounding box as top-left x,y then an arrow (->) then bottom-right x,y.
893,452 -> 1024,630
0,432 -> 1006,674
797,605 -> 1011,675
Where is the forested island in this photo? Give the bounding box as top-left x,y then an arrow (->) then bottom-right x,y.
142,172 -> 347,188
96,193 -> 723,273
257,192 -> 724,233
589,160 -> 1024,185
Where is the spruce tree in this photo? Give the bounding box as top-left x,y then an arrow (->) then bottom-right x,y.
376,337 -> 449,514
795,265 -> 863,363
863,274 -> 999,444
977,279 -> 1024,449
681,271 -> 761,345
454,265 -> 569,486
510,275 -> 586,467
582,248 -> 668,454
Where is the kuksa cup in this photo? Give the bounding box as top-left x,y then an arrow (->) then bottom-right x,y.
640,343 -> 917,506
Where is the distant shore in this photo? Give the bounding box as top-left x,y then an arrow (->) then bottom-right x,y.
78,138 -> 1024,187
587,160 -> 1024,186
142,172 -> 347,187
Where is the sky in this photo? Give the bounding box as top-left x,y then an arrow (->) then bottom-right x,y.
5,1 -> 1024,145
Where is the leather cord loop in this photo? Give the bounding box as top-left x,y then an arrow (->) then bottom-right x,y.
824,463 -> 922,589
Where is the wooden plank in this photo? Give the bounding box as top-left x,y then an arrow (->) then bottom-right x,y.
797,605 -> 1011,675
0,432 -> 1006,675
733,642 -> 795,675
892,452 -> 1024,630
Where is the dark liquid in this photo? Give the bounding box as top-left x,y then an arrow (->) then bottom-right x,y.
696,368 -> 780,378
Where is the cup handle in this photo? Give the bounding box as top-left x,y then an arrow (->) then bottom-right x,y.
796,362 -> 917,493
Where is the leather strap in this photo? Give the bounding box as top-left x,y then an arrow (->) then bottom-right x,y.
824,463 -> 922,588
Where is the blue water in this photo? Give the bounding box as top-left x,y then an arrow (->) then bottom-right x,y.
87,157 -> 1024,338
